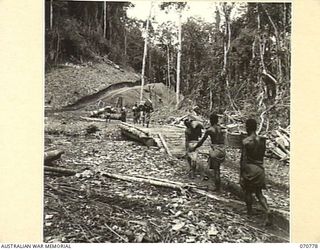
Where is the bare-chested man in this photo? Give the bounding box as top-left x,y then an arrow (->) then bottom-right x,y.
132,103 -> 139,124
184,119 -> 204,179
240,118 -> 272,226
144,101 -> 154,128
190,113 -> 226,191
120,107 -> 127,122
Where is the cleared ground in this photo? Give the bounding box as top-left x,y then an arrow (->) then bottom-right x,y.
44,111 -> 289,243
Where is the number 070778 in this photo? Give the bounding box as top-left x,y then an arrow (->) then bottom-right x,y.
299,244 -> 319,248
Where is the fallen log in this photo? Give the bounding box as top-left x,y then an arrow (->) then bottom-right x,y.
103,171 -> 288,217
158,133 -> 172,156
279,126 -> 290,137
101,171 -> 289,231
269,145 -> 287,159
119,124 -> 148,138
191,187 -> 240,204
80,116 -> 105,122
120,122 -> 149,136
44,150 -> 65,165
44,166 -> 77,176
275,138 -> 290,156
119,123 -> 156,147
133,175 -> 197,189
172,114 -> 188,124
120,129 -> 156,147
90,106 -> 116,117
101,172 -> 186,190
275,130 -> 290,147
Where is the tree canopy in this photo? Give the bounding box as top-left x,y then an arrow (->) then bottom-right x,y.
45,1 -> 291,131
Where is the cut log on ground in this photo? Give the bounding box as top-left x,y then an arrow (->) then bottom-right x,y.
119,123 -> 156,147
44,150 -> 65,166
80,116 -> 106,122
101,172 -> 189,191
101,171 -> 288,230
133,174 -> 197,188
90,106 -> 116,117
120,122 -> 149,136
44,166 -> 77,176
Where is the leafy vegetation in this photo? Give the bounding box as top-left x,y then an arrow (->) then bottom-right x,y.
45,1 -> 291,131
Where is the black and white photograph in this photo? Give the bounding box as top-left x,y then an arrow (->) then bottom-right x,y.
44,1 -> 291,243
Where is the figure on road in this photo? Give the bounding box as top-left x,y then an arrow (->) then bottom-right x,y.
240,118 -> 272,226
132,103 -> 140,124
184,118 -> 204,179
144,99 -> 154,128
190,113 -> 226,191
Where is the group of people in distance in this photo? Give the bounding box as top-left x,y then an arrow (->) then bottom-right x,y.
132,100 -> 154,128
185,113 -> 272,226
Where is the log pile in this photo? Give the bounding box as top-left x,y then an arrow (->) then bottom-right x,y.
266,126 -> 290,162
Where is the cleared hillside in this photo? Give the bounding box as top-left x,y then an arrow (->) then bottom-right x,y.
45,61 -> 140,109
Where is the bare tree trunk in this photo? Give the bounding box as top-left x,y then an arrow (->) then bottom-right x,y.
55,30 -> 60,64
167,45 -> 171,88
103,1 -> 107,38
258,10 -> 278,99
252,38 -> 256,59
283,3 -> 286,40
262,4 -> 282,97
108,5 -> 112,47
124,28 -> 127,56
149,47 -> 152,81
140,2 -> 153,102
50,0 -> 53,30
209,84 -> 213,111
176,11 -> 182,109
222,4 -> 235,111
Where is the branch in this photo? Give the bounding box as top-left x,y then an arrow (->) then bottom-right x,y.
261,4 -> 279,37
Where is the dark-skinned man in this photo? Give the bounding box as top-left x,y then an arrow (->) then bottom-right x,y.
240,118 -> 272,226
132,103 -> 139,124
190,113 -> 226,191
184,118 -> 204,179
139,101 -> 149,126
144,100 -> 154,128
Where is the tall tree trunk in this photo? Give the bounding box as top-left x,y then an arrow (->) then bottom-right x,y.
283,3 -> 286,40
149,48 -> 152,81
50,0 -> 53,30
167,45 -> 171,88
94,3 -> 99,31
222,4 -> 235,111
209,84 -> 213,111
258,8 -> 278,100
124,27 -> 127,56
140,2 -> 153,102
108,5 -> 112,47
103,1 -> 107,38
261,4 -> 281,97
176,11 -> 182,109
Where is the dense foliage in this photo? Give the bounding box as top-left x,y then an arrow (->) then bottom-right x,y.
45,1 -> 291,131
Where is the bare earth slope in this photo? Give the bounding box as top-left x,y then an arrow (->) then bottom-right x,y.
45,62 -> 140,109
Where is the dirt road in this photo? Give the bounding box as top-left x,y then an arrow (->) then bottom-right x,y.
44,111 -> 289,243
